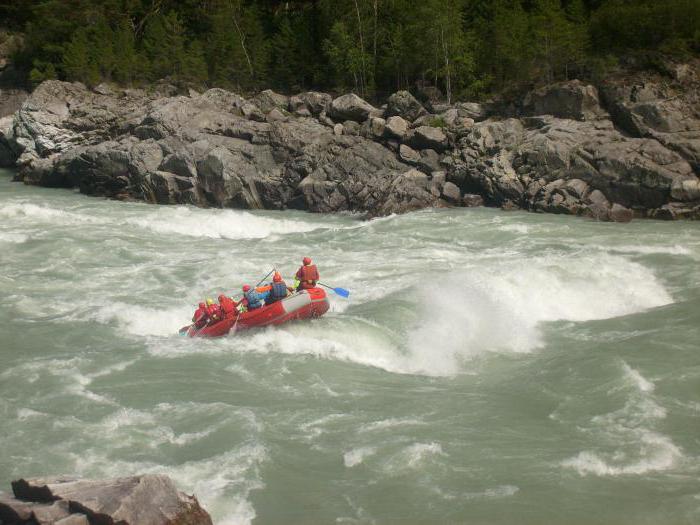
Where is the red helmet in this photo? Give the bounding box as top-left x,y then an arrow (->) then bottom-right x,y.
242,284 -> 251,292
218,294 -> 226,302
198,302 -> 206,309
303,257 -> 312,265
273,272 -> 282,282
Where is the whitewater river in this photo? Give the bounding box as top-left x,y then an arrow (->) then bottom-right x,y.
1,168 -> 699,524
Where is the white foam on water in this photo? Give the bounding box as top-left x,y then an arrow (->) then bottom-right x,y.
435,484 -> 520,501
622,362 -> 655,393
90,302 -> 194,337
358,417 -> 427,433
0,231 -> 28,243
382,442 -> 447,475
610,244 -> 693,256
0,202 -> 102,225
125,206 -> 337,240
16,408 -> 46,420
344,446 -> 377,467
235,325 -> 404,373
562,361 -> 684,477
404,254 -> 673,376
561,430 -> 682,476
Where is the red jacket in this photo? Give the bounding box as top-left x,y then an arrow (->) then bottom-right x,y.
296,264 -> 319,289
207,304 -> 223,321
219,296 -> 237,317
192,306 -> 208,328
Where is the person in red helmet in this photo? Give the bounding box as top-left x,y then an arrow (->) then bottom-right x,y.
295,257 -> 319,291
240,284 -> 266,311
218,294 -> 237,318
257,272 -> 291,305
192,302 -> 209,328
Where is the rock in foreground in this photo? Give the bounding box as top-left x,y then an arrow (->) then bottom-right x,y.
0,474 -> 212,525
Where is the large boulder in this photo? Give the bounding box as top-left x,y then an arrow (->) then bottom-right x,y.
328,94 -> 378,123
6,475 -> 212,525
409,125 -> 449,151
384,116 -> 409,140
523,80 -> 607,121
385,91 -> 428,122
289,91 -> 332,116
254,89 -> 289,114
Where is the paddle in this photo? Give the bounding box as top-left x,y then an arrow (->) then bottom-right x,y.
255,268 -> 276,287
318,282 -> 350,298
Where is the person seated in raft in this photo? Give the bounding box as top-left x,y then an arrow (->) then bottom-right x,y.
192,302 -> 209,328
294,257 -> 319,291
218,294 -> 237,318
240,284 -> 268,311
256,272 -> 293,305
206,298 -> 223,323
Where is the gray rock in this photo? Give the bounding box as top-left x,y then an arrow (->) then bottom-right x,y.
55,514 -> 90,525
670,177 -> 700,201
266,108 -> 287,123
12,475 -> 212,525
455,102 -> 487,121
0,495 -> 73,525
417,149 -> 441,174
399,144 -> 420,164
254,89 -> 289,113
328,94 -> 378,123
410,126 -> 448,151
160,149 -> 196,178
609,203 -> 634,222
241,102 -> 265,122
385,91 -> 428,122
384,116 -> 409,140
523,80 -> 607,121
369,117 -> 385,138
463,193 -> 485,207
289,92 -> 332,116
442,181 -> 461,203
342,120 -> 361,136
5,76 -> 698,221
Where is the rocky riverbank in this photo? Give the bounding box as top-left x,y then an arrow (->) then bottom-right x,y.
0,474 -> 212,524
0,62 -> 698,221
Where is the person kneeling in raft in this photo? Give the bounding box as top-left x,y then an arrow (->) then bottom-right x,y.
294,257 -> 319,291
238,283 -> 268,312
255,272 -> 294,305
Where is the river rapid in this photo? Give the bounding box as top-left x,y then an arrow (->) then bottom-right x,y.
1,169 -> 699,524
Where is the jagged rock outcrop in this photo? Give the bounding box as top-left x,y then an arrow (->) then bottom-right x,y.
0,474 -> 212,525
2,63 -> 699,221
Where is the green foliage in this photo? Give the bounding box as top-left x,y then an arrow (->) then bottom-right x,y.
7,0 -> 700,98
427,116 -> 447,128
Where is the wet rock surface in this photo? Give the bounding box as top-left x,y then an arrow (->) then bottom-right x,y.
3,63 -> 699,221
1,474 -> 212,525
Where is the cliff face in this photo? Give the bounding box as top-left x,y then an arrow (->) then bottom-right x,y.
1,61 -> 698,221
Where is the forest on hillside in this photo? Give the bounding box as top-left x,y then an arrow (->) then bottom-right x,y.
1,0 -> 699,101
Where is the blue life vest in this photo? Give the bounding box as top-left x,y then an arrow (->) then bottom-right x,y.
245,289 -> 263,309
268,282 -> 287,302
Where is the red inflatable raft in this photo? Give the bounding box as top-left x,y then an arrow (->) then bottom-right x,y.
186,287 -> 330,338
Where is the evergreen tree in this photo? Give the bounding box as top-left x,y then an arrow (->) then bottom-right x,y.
62,28 -> 99,85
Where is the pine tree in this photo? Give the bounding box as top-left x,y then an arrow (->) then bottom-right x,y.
62,28 -> 99,85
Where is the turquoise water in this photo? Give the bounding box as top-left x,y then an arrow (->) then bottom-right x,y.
1,169 -> 699,524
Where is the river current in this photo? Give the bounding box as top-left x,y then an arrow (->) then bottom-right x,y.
1,169 -> 699,524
